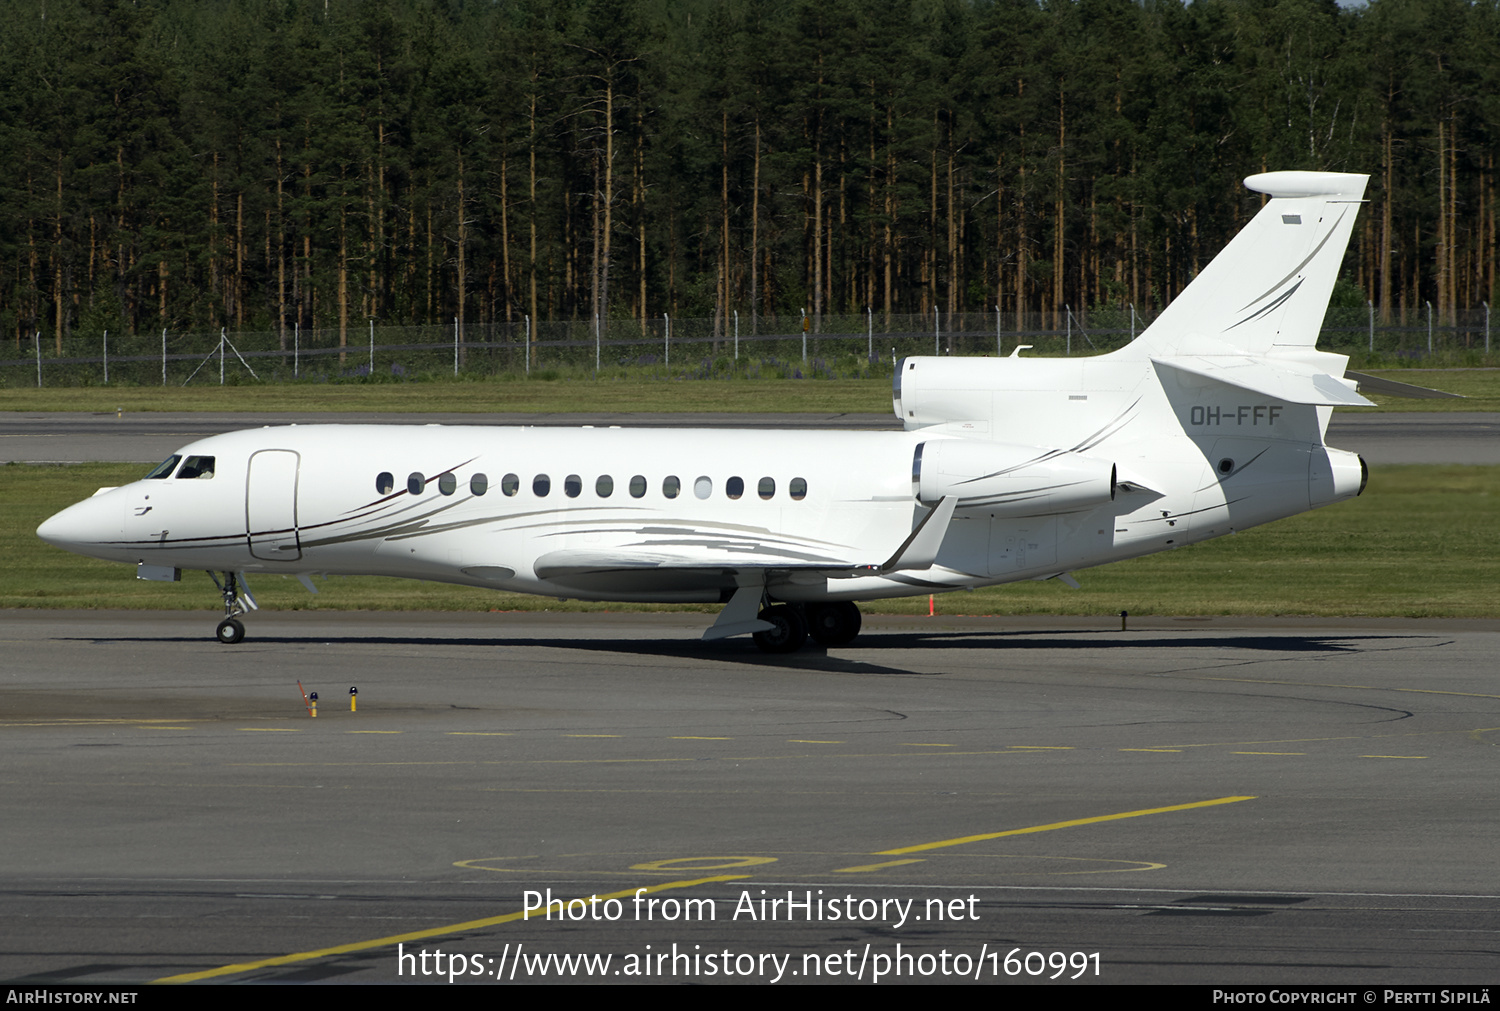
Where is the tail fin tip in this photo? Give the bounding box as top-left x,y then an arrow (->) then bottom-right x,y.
1243,170 -> 1368,200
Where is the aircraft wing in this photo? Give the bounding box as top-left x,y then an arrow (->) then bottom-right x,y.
533,549 -> 876,592
534,496 -> 957,593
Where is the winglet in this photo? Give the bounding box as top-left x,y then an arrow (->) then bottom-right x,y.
702,584 -> 773,641
881,496 -> 956,573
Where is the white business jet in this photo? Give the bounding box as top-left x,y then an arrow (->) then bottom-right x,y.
39,171 -> 1386,651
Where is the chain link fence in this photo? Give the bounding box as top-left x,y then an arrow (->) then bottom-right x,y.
2,305 -> 1493,388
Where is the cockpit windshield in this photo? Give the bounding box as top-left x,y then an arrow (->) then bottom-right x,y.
143,455 -> 181,480
177,456 -> 215,479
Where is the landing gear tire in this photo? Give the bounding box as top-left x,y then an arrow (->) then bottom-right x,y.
752,604 -> 807,654
216,618 -> 246,645
807,601 -> 862,646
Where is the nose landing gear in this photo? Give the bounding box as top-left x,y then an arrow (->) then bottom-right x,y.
208,571 -> 257,644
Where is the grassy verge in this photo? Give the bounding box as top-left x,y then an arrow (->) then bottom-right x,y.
6,463 -> 1496,618
2,368 -> 1498,415
0,379 -> 896,415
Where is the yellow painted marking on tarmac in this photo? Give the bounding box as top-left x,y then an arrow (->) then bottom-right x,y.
1232,752 -> 1304,756
630,856 -> 776,872
788,740 -> 843,744
834,859 -> 925,873
1121,749 -> 1181,753
672,736 -> 731,740
138,726 -> 191,730
228,747 -> 1057,769
348,730 -> 402,734
1008,746 -> 1073,750
630,852 -> 780,870
153,875 -> 748,984
901,743 -> 953,748
1362,755 -> 1427,759
239,728 -> 301,732
875,795 -> 1257,856
2,718 -> 213,728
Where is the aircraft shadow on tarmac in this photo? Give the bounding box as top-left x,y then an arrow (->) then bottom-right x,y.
68,628 -> 1444,679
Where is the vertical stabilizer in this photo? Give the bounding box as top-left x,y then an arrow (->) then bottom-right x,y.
1130,171 -> 1368,358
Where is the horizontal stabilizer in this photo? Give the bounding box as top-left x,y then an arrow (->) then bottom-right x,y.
1152,355 -> 1374,407
1345,370 -> 1465,400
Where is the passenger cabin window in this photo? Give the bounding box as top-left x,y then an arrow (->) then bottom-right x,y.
501,473 -> 519,496
596,475 -> 614,497
694,476 -> 712,499
758,477 -> 775,500
177,456 -> 215,479
564,474 -> 582,498
438,473 -> 457,496
726,476 -> 744,500
470,473 -> 488,496
629,475 -> 647,498
376,472 -> 395,494
662,476 -> 680,499
408,473 -> 425,495
790,478 -> 808,500
533,474 -> 551,497
144,455 -> 181,480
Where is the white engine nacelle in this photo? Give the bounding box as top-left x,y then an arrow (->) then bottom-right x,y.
915,439 -> 1116,515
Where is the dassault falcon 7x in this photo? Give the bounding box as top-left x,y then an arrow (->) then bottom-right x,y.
40,171 -> 1402,651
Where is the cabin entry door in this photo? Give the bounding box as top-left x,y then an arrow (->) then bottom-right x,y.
245,449 -> 302,561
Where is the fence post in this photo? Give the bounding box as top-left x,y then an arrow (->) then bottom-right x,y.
734,309 -> 740,361
294,322 -> 299,377
800,308 -> 807,362
1485,302 -> 1491,354
525,315 -> 531,375
454,317 -> 459,377
1426,301 -> 1433,354
161,329 -> 167,385
371,319 -> 376,376
1065,305 -> 1071,356
995,304 -> 1001,357
1368,300 -> 1374,353
867,305 -> 872,362
933,306 -> 940,355
664,312 -> 670,367
103,330 -> 108,384
34,332 -> 41,387
594,313 -> 600,377
220,328 -> 225,385
1129,303 -> 1136,342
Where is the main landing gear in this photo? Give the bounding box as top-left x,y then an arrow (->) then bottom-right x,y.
207,571 -> 257,644
752,601 -> 862,654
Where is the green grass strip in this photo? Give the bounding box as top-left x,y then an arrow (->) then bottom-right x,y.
2,368 -> 1498,415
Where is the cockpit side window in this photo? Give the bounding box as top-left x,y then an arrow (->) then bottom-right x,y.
143,455 -> 181,480
177,456 -> 215,479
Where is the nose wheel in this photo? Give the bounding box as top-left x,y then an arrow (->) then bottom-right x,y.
207,571 -> 257,644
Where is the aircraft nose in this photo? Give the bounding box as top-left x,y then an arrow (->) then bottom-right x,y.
37,493 -> 118,554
